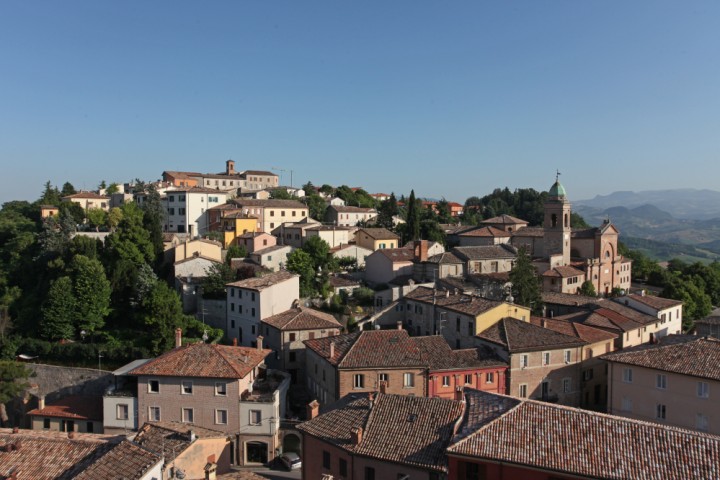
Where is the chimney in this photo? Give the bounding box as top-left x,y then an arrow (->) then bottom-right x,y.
257,335 -> 264,351
541,318 -> 547,328
414,240 -> 429,262
12,427 -> 19,434
68,431 -> 76,439
233,338 -> 238,347
379,381 -> 388,394
307,400 -> 320,420
640,289 -> 646,297
188,430 -> 196,442
351,427 -> 363,445
454,386 -> 464,402
175,328 -> 182,348
226,159 -> 235,175
396,321 -> 403,330
368,392 -> 375,403
329,342 -> 335,359
446,290 -> 450,298
38,395 -> 45,411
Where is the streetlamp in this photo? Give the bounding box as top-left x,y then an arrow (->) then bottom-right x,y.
80,330 -> 86,342
98,351 -> 103,371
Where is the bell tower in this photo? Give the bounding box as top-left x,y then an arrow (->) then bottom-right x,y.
544,171 -> 571,266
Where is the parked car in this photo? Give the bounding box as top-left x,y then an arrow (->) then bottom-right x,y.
279,452 -> 302,470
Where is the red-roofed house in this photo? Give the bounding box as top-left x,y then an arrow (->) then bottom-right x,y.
27,395 -> 104,434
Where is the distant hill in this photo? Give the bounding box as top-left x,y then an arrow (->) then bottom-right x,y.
575,189 -> 720,220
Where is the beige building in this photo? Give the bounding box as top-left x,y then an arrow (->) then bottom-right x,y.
331,244 -> 373,268
27,395 -> 103,434
355,227 -> 400,251
305,225 -> 352,249
226,270 -> 300,347
326,205 -> 378,227
248,245 -> 292,272
62,191 -> 110,211
212,199 -> 309,235
604,336 -> 720,435
235,231 -> 276,254
541,265 -> 586,294
456,226 -> 512,247
453,245 -> 517,275
364,247 -> 415,285
172,238 -> 223,264
261,307 -> 342,385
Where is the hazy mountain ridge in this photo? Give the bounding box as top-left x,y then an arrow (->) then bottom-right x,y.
576,189 -> 720,220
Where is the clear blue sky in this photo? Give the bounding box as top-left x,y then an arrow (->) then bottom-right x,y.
2,1 -> 719,205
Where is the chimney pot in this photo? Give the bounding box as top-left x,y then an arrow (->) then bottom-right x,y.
329,342 -> 335,359
12,426 -> 19,434
68,431 -> 76,439
541,318 -> 547,328
233,338 -> 238,347
307,400 -> 320,420
175,328 -> 182,348
351,426 -> 363,445
379,381 -> 387,394
454,386 -> 464,402
256,335 -> 264,351
38,395 -> 45,411
396,321 -> 403,330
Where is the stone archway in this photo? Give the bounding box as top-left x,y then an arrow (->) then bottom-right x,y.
283,433 -> 301,455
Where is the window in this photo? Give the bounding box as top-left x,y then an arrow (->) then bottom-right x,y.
486,372 -> 494,384
251,308 -> 256,317
216,409 -> 228,425
182,408 -> 194,423
43,418 -> 50,429
623,368 -> 633,383
149,406 -> 161,421
365,467 -> 375,480
656,404 -> 666,420
86,422 -> 94,433
403,373 -> 415,388
251,292 -> 256,301
465,374 -> 472,385
564,350 -> 571,363
231,303 -> 235,312
563,378 -> 571,393
698,381 -> 710,398
379,373 -> 389,386
215,382 -> 227,396
309,332 -> 315,340
354,374 -> 365,389
289,333 -> 296,342
179,208 -> 186,215
520,354 -> 529,368
339,458 -> 348,476
270,210 -> 275,216
542,352 -> 550,366
148,379 -> 160,393
468,321 -> 474,336
456,317 -> 460,332
583,369 -> 594,381
697,413 -> 709,432
656,374 -> 667,390
322,450 -> 331,469
250,410 -> 262,425
519,384 -> 528,398
116,404 -> 129,420
442,376 -> 450,387
181,380 -> 193,394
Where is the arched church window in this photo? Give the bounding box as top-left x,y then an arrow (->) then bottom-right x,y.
551,214 -> 557,227
564,214 -> 569,227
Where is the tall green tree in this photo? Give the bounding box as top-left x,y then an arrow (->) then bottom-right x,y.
86,208 -> 107,232
39,181 -> 62,205
406,190 -> 420,242
141,281 -> 186,354
376,193 -> 399,230
0,361 -> 31,425
40,276 -> 76,340
286,249 -> 316,297
226,245 -> 248,264
509,246 -> 542,312
71,255 -> 111,334
140,185 -> 165,264
304,194 -> 327,221
201,262 -> 235,299
60,182 -> 77,197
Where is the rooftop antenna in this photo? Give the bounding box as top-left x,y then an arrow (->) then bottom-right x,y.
555,169 -> 561,182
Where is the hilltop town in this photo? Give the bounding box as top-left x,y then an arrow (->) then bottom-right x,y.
1,160 -> 719,480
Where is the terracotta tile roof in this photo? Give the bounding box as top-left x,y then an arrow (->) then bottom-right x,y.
510,226 -> 545,237
298,393 -> 464,473
329,275 -> 360,288
373,247 -> 415,262
128,342 -> 270,379
426,252 -> 464,264
602,336 -> 720,381
529,316 -> 618,344
593,301 -> 659,326
261,307 -> 341,331
305,330 -> 424,368
242,170 -> 277,176
623,293 -> 683,310
542,265 -> 585,278
449,390 -> 720,480
226,270 -> 298,289
231,198 -> 307,209
250,244 -> 291,256
477,317 -> 586,353
541,291 -> 603,307
452,244 -> 517,261
570,227 -> 599,239
404,286 -> 506,317
221,211 -> 258,219
169,186 -> 230,194
469,272 -> 510,282
0,428 -> 117,480
133,421 -> 227,463
329,205 -> 377,213
62,191 -> 109,200
569,308 -> 644,333
74,440 -> 162,480
237,231 -> 272,239
458,226 -> 511,237
480,214 -> 528,225
357,227 -> 400,240
413,336 -> 507,371
306,225 -> 352,231
697,316 -> 720,326
26,395 -> 103,421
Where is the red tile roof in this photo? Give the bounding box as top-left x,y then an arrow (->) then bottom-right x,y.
541,265 -> 585,278
298,393 -> 464,473
477,317 -> 586,353
27,395 -> 103,421
602,336 -> 720,381
357,227 -> 400,240
74,440 -> 162,480
373,247 -> 415,262
62,191 -> 109,200
128,342 -> 270,379
226,270 -> 298,290
413,336 -> 507,371
453,244 -> 517,260
449,389 -> 720,480
480,214 -> 528,225
261,307 -> 342,331
529,316 -> 617,344
0,428 -> 117,480
624,293 -> 683,310
133,421 -> 227,463
403,286 -> 507,317
458,226 -> 511,237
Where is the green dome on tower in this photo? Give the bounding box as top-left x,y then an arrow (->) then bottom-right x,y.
549,180 -> 567,198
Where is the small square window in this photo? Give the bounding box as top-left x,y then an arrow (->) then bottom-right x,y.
354,374 -> 365,389
181,380 -> 193,395
442,376 -> 450,387
149,406 -> 161,422
250,410 -> 262,425
464,374 -> 472,385
116,404 -> 129,420
43,418 -> 51,429
215,382 -> 227,396
216,409 -> 228,425
148,379 -> 160,393
182,408 -> 194,423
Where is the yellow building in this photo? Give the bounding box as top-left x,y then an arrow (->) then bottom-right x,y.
219,213 -> 259,248
355,227 -> 400,251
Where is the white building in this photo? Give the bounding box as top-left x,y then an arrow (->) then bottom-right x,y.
226,271 -> 300,347
164,187 -> 229,237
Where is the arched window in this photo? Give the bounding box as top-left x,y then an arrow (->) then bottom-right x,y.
551,214 -> 557,227
564,214 -> 569,227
